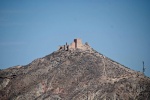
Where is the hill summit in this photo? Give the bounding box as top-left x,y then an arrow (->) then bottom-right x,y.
0,39 -> 150,100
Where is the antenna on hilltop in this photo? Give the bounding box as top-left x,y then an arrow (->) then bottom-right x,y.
142,61 -> 146,74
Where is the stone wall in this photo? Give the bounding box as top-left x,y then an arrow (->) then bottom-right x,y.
75,39 -> 83,49
69,38 -> 83,49
69,41 -> 75,49
59,38 -> 90,51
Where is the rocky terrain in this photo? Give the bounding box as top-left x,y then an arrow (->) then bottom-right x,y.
0,42 -> 150,100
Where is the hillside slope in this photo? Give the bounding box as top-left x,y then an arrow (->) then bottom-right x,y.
0,45 -> 150,100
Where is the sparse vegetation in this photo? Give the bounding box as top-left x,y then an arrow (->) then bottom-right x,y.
0,47 -> 150,100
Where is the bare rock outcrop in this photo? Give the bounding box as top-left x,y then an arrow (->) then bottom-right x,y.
0,39 -> 150,100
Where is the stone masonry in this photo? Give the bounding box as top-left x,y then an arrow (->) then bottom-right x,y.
59,38 -> 89,51
69,38 -> 83,49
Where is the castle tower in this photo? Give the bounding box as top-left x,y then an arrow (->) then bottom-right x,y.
59,38 -> 85,50
74,39 -> 82,48
69,38 -> 83,49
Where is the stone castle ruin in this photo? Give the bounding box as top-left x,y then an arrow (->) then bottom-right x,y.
59,38 -> 90,51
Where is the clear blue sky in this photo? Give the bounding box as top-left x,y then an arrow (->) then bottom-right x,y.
0,0 -> 150,77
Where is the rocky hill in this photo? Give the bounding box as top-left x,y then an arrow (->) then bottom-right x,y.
0,39 -> 150,100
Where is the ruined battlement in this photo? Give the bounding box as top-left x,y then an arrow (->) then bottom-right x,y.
58,38 -> 90,51
69,38 -> 83,49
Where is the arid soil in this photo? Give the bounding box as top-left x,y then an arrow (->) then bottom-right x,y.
0,47 -> 150,100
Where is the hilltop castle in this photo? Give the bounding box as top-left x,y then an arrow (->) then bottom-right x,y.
59,38 -> 90,51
